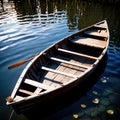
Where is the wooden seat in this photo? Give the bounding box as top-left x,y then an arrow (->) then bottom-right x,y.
41,66 -> 78,78
19,89 -> 33,95
57,48 -> 97,60
84,29 -> 107,38
24,78 -> 54,90
50,57 -> 89,68
71,36 -> 106,49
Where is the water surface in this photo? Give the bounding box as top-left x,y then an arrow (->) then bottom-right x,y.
0,0 -> 120,119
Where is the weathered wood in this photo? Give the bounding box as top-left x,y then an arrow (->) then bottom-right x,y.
14,95 -> 24,101
19,89 -> 33,95
50,57 -> 89,68
24,78 -> 54,90
58,48 -> 97,60
41,66 -> 77,78
71,37 -> 106,49
84,29 -> 107,38
34,87 -> 42,94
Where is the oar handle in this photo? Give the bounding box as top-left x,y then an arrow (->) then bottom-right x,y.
8,54 -> 39,70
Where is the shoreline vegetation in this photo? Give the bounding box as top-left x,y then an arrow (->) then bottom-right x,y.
85,0 -> 120,5
0,0 -> 120,5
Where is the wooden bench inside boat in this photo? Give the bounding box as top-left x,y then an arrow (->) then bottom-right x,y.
57,48 -> 97,60
41,66 -> 78,78
17,79 -> 54,96
84,29 -> 107,38
50,57 -> 90,68
19,89 -> 33,95
70,36 -> 107,49
24,78 -> 54,91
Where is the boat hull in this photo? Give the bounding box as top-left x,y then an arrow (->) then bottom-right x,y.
12,53 -> 107,114
6,20 -> 109,115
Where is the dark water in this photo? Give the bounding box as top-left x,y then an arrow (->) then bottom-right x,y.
0,0 -> 120,120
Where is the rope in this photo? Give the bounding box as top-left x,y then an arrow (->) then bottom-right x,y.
9,109 -> 14,120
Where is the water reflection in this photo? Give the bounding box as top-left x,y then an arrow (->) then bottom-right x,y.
0,1 -> 119,26
0,0 -> 120,36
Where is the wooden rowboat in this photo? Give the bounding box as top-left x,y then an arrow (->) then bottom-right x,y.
6,20 -> 109,114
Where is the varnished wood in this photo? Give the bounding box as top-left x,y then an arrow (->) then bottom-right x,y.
71,36 -> 107,49
57,48 -> 97,60
24,78 -> 54,90
34,87 -> 42,94
41,66 -> 77,78
50,57 -> 89,68
84,29 -> 108,38
19,89 -> 33,95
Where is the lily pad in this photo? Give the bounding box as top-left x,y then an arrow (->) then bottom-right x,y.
106,109 -> 114,115
73,114 -> 79,119
92,91 -> 98,95
80,104 -> 87,108
92,98 -> 100,104
101,79 -> 107,83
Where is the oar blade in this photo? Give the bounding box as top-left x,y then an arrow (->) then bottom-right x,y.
8,61 -> 26,69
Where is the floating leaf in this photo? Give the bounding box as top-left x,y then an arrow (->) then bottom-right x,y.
92,98 -> 99,104
92,91 -> 98,95
106,109 -> 114,115
80,104 -> 87,108
102,79 -> 107,83
73,114 -> 79,119
101,76 -> 109,83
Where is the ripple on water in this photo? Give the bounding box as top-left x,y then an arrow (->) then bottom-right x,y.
106,45 -> 120,77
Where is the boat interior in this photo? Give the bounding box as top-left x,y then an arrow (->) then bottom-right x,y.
14,22 -> 108,100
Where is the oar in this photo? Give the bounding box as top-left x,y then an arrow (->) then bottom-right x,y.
8,54 -> 39,70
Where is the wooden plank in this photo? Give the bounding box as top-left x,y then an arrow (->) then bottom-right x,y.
93,25 -> 107,29
14,95 -> 24,101
54,64 -> 73,84
71,37 -> 106,49
19,89 -> 33,95
58,48 -> 97,60
34,87 -> 42,94
93,21 -> 107,29
61,64 -> 78,82
24,78 -> 54,90
84,29 -> 107,38
43,63 -> 63,86
41,66 -> 77,78
49,65 -> 66,87
50,57 -> 89,69
29,69 -> 39,80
